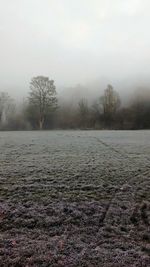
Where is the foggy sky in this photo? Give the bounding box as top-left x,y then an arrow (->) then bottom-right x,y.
0,0 -> 150,98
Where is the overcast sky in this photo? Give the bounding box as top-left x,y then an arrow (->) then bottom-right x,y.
0,0 -> 150,97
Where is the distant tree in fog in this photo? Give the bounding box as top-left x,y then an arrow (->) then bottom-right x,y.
0,92 -> 15,126
91,100 -> 103,129
78,99 -> 89,128
100,84 -> 121,128
100,85 -> 121,114
131,88 -> 150,129
29,76 -> 57,129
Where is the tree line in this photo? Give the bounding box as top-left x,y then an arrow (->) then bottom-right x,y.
0,76 -> 150,130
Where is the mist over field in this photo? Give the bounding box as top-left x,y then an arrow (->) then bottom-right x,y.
0,0 -> 150,131
1,0 -> 150,96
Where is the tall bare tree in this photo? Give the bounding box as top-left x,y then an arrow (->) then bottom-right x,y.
100,84 -> 120,115
78,98 -> 89,128
0,92 -> 15,125
29,76 -> 57,129
100,84 -> 121,128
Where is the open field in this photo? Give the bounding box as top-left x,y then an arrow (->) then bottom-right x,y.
0,130 -> 150,267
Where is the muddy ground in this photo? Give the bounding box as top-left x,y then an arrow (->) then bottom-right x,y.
0,130 -> 150,267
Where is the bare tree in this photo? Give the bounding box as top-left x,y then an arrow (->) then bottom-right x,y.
78,99 -> 89,128
100,84 -> 121,128
0,92 -> 15,125
100,84 -> 120,114
29,76 -> 57,129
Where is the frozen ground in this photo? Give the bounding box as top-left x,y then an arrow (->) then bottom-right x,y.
0,130 -> 150,267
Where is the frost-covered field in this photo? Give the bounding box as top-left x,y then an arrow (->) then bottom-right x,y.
0,130 -> 150,267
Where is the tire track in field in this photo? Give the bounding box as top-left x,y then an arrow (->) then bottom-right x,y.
90,136 -> 150,227
84,135 -> 130,226
92,136 -> 130,159
98,168 -> 150,227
